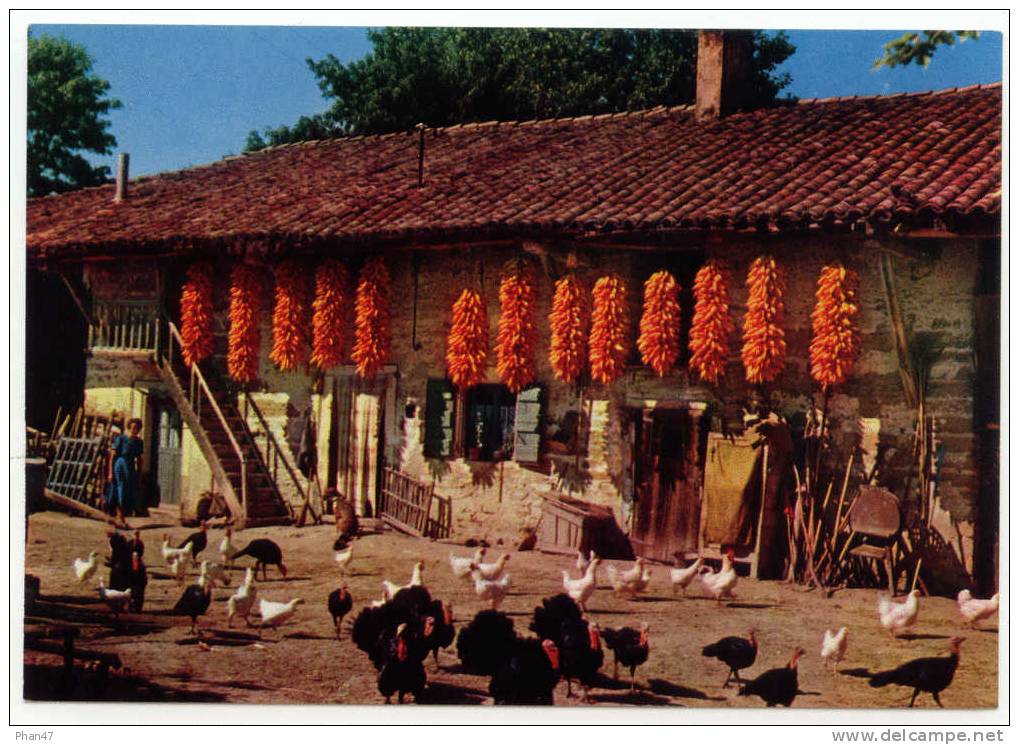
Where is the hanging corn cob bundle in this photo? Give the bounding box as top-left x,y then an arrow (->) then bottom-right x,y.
446,288 -> 489,390
637,270 -> 682,377
741,255 -> 787,385
589,274 -> 630,385
495,258 -> 538,393
809,263 -> 862,389
310,259 -> 349,370
269,260 -> 310,372
689,260 -> 734,385
351,256 -> 392,379
227,263 -> 263,384
179,261 -> 215,367
549,273 -> 589,384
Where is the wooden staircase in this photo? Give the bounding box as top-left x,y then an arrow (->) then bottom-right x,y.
158,321 -> 294,527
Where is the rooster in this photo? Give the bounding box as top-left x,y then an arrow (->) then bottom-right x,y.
956,590 -> 999,628
670,557 -> 703,596
489,637 -> 561,705
877,589 -> 920,637
98,578 -> 132,616
472,553 -> 511,581
471,569 -> 511,610
168,555 -> 188,585
739,647 -> 805,707
128,551 -> 147,613
869,636 -> 964,707
602,622 -> 650,693
161,535 -> 194,567
227,567 -> 257,627
327,586 -> 353,640
699,551 -> 738,604
449,547 -> 486,579
702,629 -> 758,687
821,627 -> 849,672
258,598 -> 304,637
73,551 -> 99,584
562,556 -> 600,611
178,521 -> 208,560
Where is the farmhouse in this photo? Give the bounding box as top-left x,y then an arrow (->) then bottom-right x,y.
26,33 -> 1000,592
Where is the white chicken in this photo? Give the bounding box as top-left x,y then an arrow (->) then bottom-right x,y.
449,547 -> 486,579
227,567 -> 258,627
199,560 -> 230,588
877,589 -> 920,636
169,556 -> 189,585
821,626 -> 849,672
607,558 -> 651,597
334,544 -> 354,574
258,597 -> 304,637
562,557 -> 601,611
161,535 -> 194,567
219,526 -> 235,567
576,549 -> 596,575
382,560 -> 426,600
73,551 -> 99,584
699,552 -> 738,604
670,557 -> 703,596
98,578 -> 132,616
472,570 -> 511,610
957,590 -> 999,628
472,553 -> 511,581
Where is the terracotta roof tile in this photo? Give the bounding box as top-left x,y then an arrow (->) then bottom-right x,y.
27,84 -> 1001,258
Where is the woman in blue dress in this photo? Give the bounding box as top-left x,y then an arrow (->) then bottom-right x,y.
108,418 -> 144,528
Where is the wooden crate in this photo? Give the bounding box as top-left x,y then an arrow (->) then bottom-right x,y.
537,495 -> 626,557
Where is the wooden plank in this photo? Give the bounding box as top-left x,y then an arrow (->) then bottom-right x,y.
42,488 -> 115,524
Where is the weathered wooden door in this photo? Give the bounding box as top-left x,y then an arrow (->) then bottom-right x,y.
630,407 -> 702,563
156,403 -> 182,505
335,375 -> 390,517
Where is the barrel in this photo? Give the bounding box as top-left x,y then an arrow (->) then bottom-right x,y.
25,457 -> 48,515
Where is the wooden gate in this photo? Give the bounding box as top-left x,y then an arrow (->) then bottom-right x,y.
378,467 -> 450,539
45,437 -> 106,507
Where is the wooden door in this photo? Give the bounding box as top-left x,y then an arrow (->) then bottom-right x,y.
336,375 -> 389,517
156,403 -> 183,505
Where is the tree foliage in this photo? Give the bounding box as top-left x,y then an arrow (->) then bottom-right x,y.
874,31 -> 980,70
245,28 -> 794,149
28,34 -> 121,197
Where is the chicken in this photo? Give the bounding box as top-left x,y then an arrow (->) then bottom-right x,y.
699,551 -> 738,604
877,589 -> 920,636
472,553 -> 511,581
334,494 -> 359,541
382,561 -> 426,600
173,582 -> 212,635
739,647 -> 805,707
821,627 -> 849,672
601,622 -> 650,692
956,590 -> 999,628
179,521 -> 208,560
161,535 -> 194,567
258,598 -> 304,637
218,525 -> 235,568
869,636 -> 964,707
670,557 -> 703,596
449,547 -> 486,579
168,556 -> 188,585
97,578 -> 132,616
576,549 -> 596,575
128,551 -> 147,613
73,551 -> 99,584
327,586 -> 353,640
471,569 -> 511,610
607,558 -> 652,598
561,556 -> 600,611
334,544 -> 354,574
456,609 -> 519,675
702,629 -> 758,687
199,560 -> 230,588
227,567 -> 257,627
231,538 -> 287,581
377,622 -> 427,704
489,637 -> 561,705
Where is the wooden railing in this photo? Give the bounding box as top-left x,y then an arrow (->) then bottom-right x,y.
163,321 -> 247,517
240,391 -> 302,519
89,302 -> 159,351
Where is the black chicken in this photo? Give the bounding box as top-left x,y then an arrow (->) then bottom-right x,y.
179,521 -> 208,560
231,538 -> 287,580
739,647 -> 805,707
129,551 -> 147,613
457,609 -> 519,675
376,622 -> 427,704
602,623 -> 650,693
702,629 -> 758,687
530,594 -> 602,700
489,637 -> 561,705
173,582 -> 213,635
869,636 -> 964,708
327,586 -> 353,640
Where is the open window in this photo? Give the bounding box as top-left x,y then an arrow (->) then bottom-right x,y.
465,384 -> 516,461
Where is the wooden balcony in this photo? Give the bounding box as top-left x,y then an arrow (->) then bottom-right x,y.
88,302 -> 159,352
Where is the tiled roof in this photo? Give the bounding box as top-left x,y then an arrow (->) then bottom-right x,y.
27,83 -> 1001,259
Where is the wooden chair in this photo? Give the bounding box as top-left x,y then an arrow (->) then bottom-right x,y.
844,486 -> 902,594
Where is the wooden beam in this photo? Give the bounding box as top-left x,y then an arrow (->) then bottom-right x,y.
42,488 -> 115,524
57,271 -> 92,325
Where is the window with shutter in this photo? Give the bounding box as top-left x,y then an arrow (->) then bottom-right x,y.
423,379 -> 455,459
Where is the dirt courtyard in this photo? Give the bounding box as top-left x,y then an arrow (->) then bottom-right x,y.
21,509 -> 998,709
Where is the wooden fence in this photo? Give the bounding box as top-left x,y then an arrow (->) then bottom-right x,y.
378,467 -> 451,540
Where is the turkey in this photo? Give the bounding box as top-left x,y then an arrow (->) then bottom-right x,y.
456,609 -> 518,675
821,627 -> 849,672
449,547 -> 486,579
258,598 -> 304,637
530,594 -> 601,700
739,647 -> 805,707
73,551 -> 99,584
107,530 -> 133,591
173,581 -> 212,635
421,599 -> 456,670
702,629 -> 758,687
670,557 -> 703,596
869,636 -> 964,707
327,586 -> 353,640
97,578 -> 132,616
178,521 -> 208,560
128,551 -> 147,613
227,567 -> 257,627
956,590 -> 999,628
489,637 -> 561,705
471,569 -> 511,610
231,538 -> 287,581
601,622 -> 650,693
699,550 -> 738,603
376,622 -> 427,704
562,556 -> 600,611
877,589 -> 920,637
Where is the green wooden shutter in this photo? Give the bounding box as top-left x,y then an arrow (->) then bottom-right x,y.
424,379 -> 456,459
512,385 -> 543,464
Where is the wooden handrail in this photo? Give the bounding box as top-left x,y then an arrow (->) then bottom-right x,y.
164,321 -> 247,516
241,391 -> 303,517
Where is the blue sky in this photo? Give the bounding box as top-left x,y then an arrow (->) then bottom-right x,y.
30,25 -> 1003,178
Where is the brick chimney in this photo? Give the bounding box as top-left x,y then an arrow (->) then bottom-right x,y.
695,30 -> 754,120
114,152 -> 129,202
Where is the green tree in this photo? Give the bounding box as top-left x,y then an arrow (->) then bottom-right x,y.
874,31 -> 980,69
246,28 -> 794,149
28,34 -> 121,197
